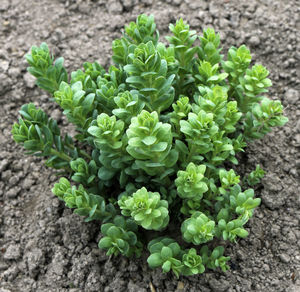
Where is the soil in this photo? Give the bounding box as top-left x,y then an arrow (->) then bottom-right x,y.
0,0 -> 299,291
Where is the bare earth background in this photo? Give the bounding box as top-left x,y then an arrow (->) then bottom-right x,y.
0,0 -> 299,291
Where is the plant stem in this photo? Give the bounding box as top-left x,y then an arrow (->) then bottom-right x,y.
66,143 -> 92,160
79,149 -> 92,160
50,148 -> 72,162
186,143 -> 196,163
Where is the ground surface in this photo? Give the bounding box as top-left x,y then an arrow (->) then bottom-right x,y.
0,0 -> 299,291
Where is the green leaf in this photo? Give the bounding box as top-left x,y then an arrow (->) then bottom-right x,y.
98,167 -> 115,181
162,260 -> 172,272
233,228 -> 249,238
99,237 -> 112,249
147,253 -> 162,268
175,140 -> 189,154
161,246 -> 172,260
142,136 -> 157,145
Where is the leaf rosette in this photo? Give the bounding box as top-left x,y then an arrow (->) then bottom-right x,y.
181,211 -> 215,244
126,110 -> 178,175
118,187 -> 169,231
175,162 -> 208,200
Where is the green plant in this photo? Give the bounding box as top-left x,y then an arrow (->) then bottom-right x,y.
12,15 -> 288,278
244,164 -> 265,186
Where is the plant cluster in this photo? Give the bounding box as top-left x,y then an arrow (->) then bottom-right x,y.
12,15 -> 288,277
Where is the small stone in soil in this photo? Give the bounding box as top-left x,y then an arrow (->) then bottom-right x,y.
209,278 -> 230,292
23,72 -> 36,89
249,35 -> 260,46
285,89 -> 299,105
6,187 -> 21,199
22,178 -> 35,189
279,253 -> 290,263
3,244 -> 21,260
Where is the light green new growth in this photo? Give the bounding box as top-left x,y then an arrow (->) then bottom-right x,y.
181,212 -> 215,244
175,162 -> 208,200
118,187 -> 169,230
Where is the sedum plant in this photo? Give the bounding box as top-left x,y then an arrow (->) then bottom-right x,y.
12,15 -> 288,277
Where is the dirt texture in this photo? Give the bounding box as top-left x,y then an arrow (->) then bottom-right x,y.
0,0 -> 299,291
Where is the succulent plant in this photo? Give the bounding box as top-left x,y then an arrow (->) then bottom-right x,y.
12,14 -> 288,277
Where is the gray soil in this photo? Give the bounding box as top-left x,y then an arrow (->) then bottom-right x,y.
0,0 -> 300,291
